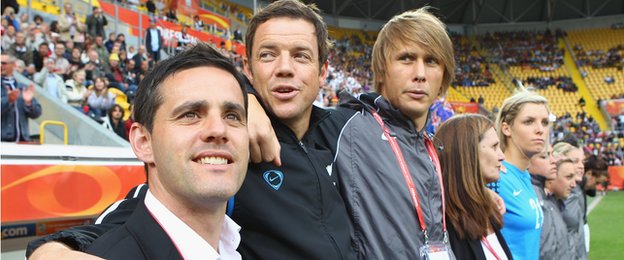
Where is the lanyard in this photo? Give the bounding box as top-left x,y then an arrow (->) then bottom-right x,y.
481,236 -> 502,260
370,110 -> 446,243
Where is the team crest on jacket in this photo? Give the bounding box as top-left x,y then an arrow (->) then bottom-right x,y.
263,170 -> 284,190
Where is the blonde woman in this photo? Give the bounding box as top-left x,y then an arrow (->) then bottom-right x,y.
494,89 -> 550,259
552,142 -> 587,260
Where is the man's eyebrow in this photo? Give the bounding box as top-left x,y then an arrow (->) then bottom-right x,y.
170,100 -> 208,116
224,101 -> 247,118
257,42 -> 278,50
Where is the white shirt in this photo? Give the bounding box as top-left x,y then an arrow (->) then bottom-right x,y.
144,191 -> 242,260
148,28 -> 160,52
481,232 -> 509,260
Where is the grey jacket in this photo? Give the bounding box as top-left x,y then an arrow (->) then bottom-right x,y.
335,93 -> 444,259
532,175 -> 574,260
543,194 -> 575,259
562,185 -> 587,259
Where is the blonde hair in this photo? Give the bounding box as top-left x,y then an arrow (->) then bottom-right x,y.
372,7 -> 455,95
495,88 -> 550,152
552,142 -> 578,158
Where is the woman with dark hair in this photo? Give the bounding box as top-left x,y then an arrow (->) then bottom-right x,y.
436,114 -> 512,260
107,104 -> 127,140
86,76 -> 115,118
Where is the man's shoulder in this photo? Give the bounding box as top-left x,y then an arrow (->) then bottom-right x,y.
87,198 -> 182,259
85,226 -> 142,258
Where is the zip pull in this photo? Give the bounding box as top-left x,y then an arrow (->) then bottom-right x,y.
298,140 -> 308,154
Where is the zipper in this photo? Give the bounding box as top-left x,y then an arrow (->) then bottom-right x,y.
298,140 -> 308,154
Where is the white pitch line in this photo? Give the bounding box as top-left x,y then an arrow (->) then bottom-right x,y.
587,195 -> 604,215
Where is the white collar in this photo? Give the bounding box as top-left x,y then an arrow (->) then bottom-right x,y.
144,190 -> 241,260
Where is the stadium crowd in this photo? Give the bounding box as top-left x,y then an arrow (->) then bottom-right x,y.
2,0 -> 622,259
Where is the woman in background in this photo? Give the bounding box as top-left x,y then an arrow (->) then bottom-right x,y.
436,114 -> 511,260
86,76 -> 115,118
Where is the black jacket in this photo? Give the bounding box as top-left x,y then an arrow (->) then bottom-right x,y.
447,220 -> 513,260
232,106 -> 356,259
85,197 -> 183,260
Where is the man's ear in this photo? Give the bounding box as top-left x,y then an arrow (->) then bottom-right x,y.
129,122 -> 155,164
243,57 -> 253,81
318,61 -> 328,89
501,122 -> 512,137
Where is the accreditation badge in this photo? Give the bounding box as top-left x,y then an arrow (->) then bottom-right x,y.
419,241 -> 456,260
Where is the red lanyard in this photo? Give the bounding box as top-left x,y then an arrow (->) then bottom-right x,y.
370,110 -> 446,243
481,236 -> 502,260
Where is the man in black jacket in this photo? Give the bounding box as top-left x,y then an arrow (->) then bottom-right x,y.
26,1 -> 355,259
85,7 -> 107,39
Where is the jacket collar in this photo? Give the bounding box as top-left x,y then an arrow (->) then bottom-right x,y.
531,174 -> 546,188
340,91 -> 430,135
270,105 -> 330,143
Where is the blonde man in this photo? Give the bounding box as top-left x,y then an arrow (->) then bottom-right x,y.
333,7 -> 457,258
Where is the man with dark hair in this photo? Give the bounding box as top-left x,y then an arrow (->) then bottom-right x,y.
32,42 -> 49,72
27,1 -> 355,259
85,7 -> 108,39
35,43 -> 251,259
145,19 -> 163,62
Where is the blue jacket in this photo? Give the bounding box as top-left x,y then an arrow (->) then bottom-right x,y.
1,76 -> 42,142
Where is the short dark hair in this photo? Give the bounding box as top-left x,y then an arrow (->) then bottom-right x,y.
134,43 -> 248,132
245,0 -> 331,70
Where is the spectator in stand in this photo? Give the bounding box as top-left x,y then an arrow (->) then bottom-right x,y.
165,8 -> 177,22
62,40 -> 74,59
84,49 -> 105,85
51,43 -> 70,77
604,75 -> 615,84
132,45 -> 148,65
136,60 -> 150,82
105,53 -> 129,93
104,32 -> 116,53
13,59 -> 27,77
2,6 -> 19,33
1,54 -> 42,142
176,25 -> 191,54
58,3 -> 85,47
7,32 -> 32,64
145,19 -> 163,62
65,69 -> 88,110
118,49 -> 128,70
116,33 -> 127,52
233,26 -> 243,42
68,47 -> 84,70
123,59 -> 139,90
32,14 -> 43,28
87,76 -> 115,118
32,42 -> 49,72
24,23 -> 44,52
106,104 -> 126,140
86,7 -> 108,39
2,24 -> 16,51
145,0 -> 156,15
93,35 -> 109,64
127,45 -> 137,59
193,15 -> 204,31
34,57 -> 67,103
